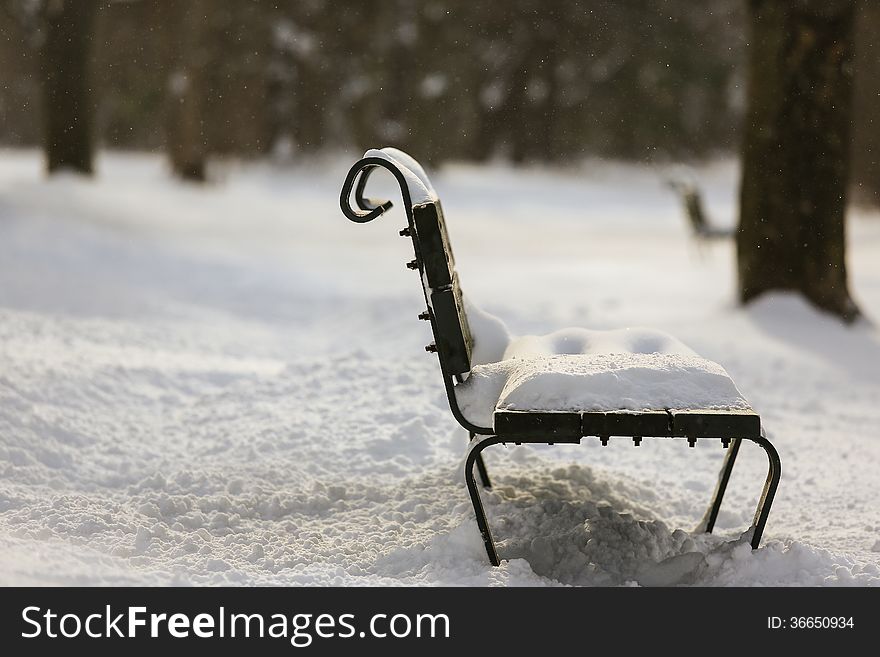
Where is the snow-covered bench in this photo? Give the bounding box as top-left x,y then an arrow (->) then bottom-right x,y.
340,148 -> 781,566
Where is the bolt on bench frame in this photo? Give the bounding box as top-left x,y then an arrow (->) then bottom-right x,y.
340,155 -> 781,566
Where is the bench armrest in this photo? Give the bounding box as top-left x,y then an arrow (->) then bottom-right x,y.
340,156 -> 411,224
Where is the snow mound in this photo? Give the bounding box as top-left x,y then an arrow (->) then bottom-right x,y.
463,296 -> 511,365
476,461 -> 879,587
503,325 -> 696,359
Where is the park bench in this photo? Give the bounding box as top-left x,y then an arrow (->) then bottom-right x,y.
666,175 -> 733,240
340,148 -> 781,566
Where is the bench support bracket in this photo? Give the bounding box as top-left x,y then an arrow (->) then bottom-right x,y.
470,431 -> 492,489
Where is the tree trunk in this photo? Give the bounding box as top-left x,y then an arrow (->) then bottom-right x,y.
851,0 -> 880,207
166,0 -> 208,182
42,0 -> 98,175
738,0 -> 859,322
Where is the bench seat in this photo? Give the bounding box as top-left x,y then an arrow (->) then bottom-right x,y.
455,315 -> 753,434
456,351 -> 752,428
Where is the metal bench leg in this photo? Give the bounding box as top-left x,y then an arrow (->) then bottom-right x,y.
745,433 -> 781,549
696,438 -> 742,534
470,431 -> 492,489
464,432 -> 779,566
465,435 -> 503,565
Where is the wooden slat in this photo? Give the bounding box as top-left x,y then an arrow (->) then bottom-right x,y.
495,408 -> 760,440
599,411 -> 672,437
493,410 -> 582,440
670,409 -> 761,439
581,411 -> 672,437
580,412 -> 607,436
430,275 -> 472,375
413,203 -> 454,289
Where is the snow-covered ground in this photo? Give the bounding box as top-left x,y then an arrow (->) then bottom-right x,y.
0,149 -> 878,586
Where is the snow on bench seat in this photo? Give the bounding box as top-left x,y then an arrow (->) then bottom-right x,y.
454,304 -> 750,429
455,351 -> 751,428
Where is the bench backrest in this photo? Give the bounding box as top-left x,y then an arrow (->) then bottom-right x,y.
340,150 -> 474,377
413,201 -> 473,375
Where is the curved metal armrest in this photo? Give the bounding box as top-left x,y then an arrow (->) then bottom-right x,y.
340,157 -> 415,224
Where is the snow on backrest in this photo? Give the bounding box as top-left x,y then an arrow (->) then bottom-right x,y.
363,148 -> 438,205
380,147 -> 437,199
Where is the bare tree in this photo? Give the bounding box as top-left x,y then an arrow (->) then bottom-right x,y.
166,0 -> 209,182
851,0 -> 880,207
42,0 -> 99,175
738,0 -> 860,322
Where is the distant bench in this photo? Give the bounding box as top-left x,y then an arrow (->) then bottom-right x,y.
341,148 -> 780,566
666,176 -> 734,241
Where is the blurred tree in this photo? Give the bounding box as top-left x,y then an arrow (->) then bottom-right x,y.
166,0 -> 209,181
42,0 -> 99,175
1,0 -> 753,166
738,0 -> 860,322
0,1 -> 43,145
204,2 -> 273,156
274,0 -> 346,155
851,0 -> 880,208
96,0 -> 168,150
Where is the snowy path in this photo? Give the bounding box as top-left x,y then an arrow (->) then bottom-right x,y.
0,151 -> 878,585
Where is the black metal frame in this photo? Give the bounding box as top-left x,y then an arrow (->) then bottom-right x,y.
341,154 -> 781,566
463,424 -> 780,565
